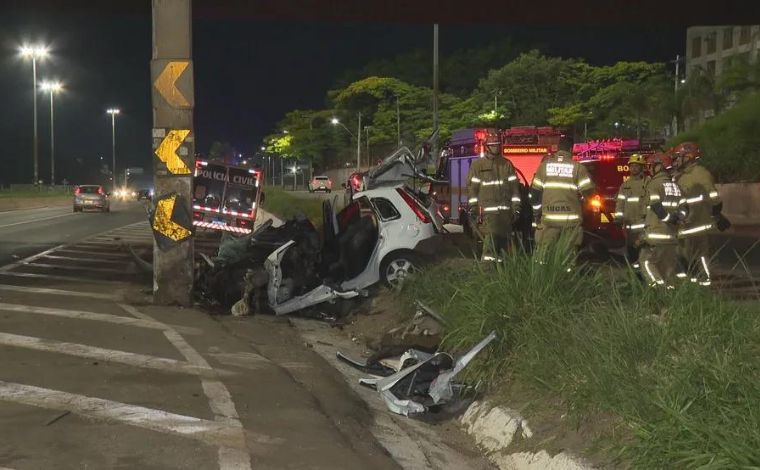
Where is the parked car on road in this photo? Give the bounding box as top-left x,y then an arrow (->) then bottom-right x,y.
308,175 -> 333,193
73,185 -> 110,213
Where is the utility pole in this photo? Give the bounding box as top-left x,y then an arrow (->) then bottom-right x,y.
672,54 -> 681,135
365,126 -> 371,166
432,24 -> 439,164
396,95 -> 401,146
151,0 -> 194,306
356,111 -> 362,169
280,156 -> 284,187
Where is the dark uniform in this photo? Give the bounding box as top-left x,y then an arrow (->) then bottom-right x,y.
467,143 -> 521,261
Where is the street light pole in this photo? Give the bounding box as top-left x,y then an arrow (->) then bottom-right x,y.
20,44 -> 49,185
106,108 -> 120,193
356,112 -> 362,170
41,81 -> 62,185
432,24 -> 439,164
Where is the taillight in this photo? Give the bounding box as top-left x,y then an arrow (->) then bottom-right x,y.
97,187 -> 104,195
74,187 -> 80,195
396,188 -> 431,224
590,194 -> 603,212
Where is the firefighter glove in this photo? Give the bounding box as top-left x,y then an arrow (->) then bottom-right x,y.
716,214 -> 732,232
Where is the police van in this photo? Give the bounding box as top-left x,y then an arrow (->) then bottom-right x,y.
192,159 -> 263,234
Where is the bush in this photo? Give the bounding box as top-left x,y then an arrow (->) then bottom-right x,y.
403,241 -> 760,468
670,92 -> 760,183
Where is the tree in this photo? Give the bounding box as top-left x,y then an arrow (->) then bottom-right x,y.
208,141 -> 235,163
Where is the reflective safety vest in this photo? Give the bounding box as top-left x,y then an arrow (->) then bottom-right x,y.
676,162 -> 720,238
467,156 -> 521,215
643,172 -> 688,245
530,151 -> 594,226
614,174 -> 649,232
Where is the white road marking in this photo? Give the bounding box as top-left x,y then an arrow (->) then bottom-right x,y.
0,271 -> 126,284
0,331 -> 229,378
0,380 -> 249,449
0,212 -> 75,230
120,304 -> 253,470
0,284 -> 118,300
20,262 -> 134,275
41,255 -> 127,265
56,249 -> 130,258
0,302 -> 202,335
0,245 -> 63,272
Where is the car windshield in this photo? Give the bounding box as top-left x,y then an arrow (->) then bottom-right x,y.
78,186 -> 101,194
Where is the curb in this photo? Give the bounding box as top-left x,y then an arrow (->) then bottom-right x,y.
460,401 -> 593,470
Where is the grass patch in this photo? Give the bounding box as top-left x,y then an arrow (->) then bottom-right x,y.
261,187 -> 323,226
0,189 -> 72,199
403,238 -> 760,468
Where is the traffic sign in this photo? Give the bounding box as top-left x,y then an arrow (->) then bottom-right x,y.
152,60 -> 193,108
153,128 -> 192,175
151,192 -> 193,250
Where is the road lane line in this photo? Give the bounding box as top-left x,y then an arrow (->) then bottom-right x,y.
0,302 -> 202,335
20,262 -> 135,275
0,380 -> 251,449
119,304 -> 253,470
56,249 -> 131,258
0,284 -> 118,300
0,271 -> 126,284
0,245 -> 64,272
0,331 -> 231,378
0,212 -> 75,229
41,255 -> 128,265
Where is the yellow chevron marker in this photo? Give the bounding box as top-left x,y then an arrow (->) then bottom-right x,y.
601,213 -> 610,223
155,129 -> 191,175
153,61 -> 190,107
152,194 -> 192,242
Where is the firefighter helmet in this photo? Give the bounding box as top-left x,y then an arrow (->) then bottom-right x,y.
628,153 -> 646,166
647,152 -> 673,171
672,141 -> 700,160
485,132 -> 501,146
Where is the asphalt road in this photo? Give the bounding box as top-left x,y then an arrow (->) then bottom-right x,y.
0,201 -> 147,266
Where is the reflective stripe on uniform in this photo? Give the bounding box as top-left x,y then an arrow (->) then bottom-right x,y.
468,197 -> 478,203
544,214 -> 580,221
470,177 -> 481,183
626,196 -> 640,202
508,175 -> 517,182
543,182 -> 578,190
613,212 -> 624,218
511,197 -> 522,202
617,194 -> 626,200
532,178 -> 544,188
679,224 -> 713,236
647,233 -> 674,240
577,178 -> 592,189
649,194 -> 661,201
709,191 -> 719,199
483,205 -> 510,212
628,223 -> 645,230
532,204 -> 542,210
482,180 -> 505,186
686,195 -> 704,204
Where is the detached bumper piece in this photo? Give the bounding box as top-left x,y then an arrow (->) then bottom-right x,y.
342,331 -> 497,417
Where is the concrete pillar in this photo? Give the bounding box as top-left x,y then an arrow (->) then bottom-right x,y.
151,0 -> 194,305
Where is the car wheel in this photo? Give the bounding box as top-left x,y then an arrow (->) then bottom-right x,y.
380,251 -> 420,289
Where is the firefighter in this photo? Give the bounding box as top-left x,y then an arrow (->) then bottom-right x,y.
530,135 -> 594,263
671,142 -> 730,286
640,153 -> 688,288
467,131 -> 521,261
613,153 -> 649,270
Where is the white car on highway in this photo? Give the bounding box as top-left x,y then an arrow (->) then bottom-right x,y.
73,185 -> 110,213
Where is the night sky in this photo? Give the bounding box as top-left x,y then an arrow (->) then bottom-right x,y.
1,0 -> 751,186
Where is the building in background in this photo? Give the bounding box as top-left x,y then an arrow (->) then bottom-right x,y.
686,25 -> 760,79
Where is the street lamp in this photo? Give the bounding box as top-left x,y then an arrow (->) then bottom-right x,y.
40,81 -> 63,185
331,114 -> 362,169
106,108 -> 120,193
19,43 -> 50,185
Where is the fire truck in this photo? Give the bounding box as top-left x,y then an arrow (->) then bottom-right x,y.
192,158 -> 263,234
572,138 -> 663,249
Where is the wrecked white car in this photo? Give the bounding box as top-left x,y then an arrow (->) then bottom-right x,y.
266,141 -> 446,315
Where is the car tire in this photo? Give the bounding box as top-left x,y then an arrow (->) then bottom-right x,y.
380,251 -> 420,289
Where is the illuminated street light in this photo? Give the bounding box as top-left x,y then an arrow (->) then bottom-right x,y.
40,81 -> 63,184
106,108 -> 121,193
19,43 -> 50,184
331,115 -> 362,169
